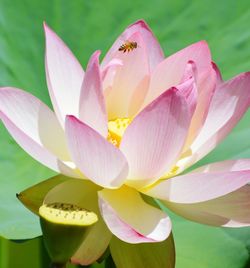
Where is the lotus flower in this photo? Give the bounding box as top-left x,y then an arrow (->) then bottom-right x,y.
0,20 -> 250,266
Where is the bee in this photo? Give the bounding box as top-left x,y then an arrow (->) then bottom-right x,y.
118,41 -> 138,53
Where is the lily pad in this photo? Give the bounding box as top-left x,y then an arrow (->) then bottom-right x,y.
169,211 -> 249,268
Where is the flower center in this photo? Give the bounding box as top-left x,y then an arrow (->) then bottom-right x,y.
107,118 -> 131,147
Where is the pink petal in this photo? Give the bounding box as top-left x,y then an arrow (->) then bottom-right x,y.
98,186 -> 171,243
102,19 -> 164,71
0,87 -> 77,177
127,75 -> 150,117
44,23 -> 84,124
180,60 -> 197,82
101,58 -> 123,81
65,115 -> 128,188
183,64 -> 217,150
102,59 -> 123,94
145,168 -> 250,204
79,51 -> 107,137
165,185 -> 250,227
181,72 -> 250,168
104,32 -> 149,119
144,40 -> 211,105
177,64 -> 198,115
120,81 -> 196,189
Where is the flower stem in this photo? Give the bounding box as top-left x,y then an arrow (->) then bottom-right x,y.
50,262 -> 66,268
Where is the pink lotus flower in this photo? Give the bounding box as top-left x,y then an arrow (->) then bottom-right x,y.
1,20 -> 250,265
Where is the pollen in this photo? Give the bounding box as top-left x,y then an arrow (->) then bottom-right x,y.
107,118 -> 131,147
164,166 -> 179,178
39,202 -> 98,226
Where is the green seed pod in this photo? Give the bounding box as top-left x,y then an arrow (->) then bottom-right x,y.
39,202 -> 98,266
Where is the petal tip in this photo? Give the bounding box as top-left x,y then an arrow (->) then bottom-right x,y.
132,19 -> 148,27
43,21 -> 52,34
128,19 -> 152,33
43,21 -> 47,28
88,50 -> 101,67
92,50 -> 101,59
66,114 -> 78,123
193,40 -> 210,53
242,71 -> 250,77
43,22 -> 61,43
198,40 -> 209,46
43,22 -> 58,43
212,61 -> 223,81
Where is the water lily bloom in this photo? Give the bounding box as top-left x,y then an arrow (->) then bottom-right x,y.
1,20 -> 250,266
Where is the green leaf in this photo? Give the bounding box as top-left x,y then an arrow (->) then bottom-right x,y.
110,234 -> 175,268
0,237 -> 51,268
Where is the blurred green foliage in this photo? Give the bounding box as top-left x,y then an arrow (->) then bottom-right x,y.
0,0 -> 250,267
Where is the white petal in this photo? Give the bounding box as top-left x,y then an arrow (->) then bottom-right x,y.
44,23 -> 84,124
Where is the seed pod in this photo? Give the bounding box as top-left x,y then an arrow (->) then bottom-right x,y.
39,202 -> 98,266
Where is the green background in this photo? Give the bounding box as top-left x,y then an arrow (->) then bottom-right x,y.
0,0 -> 250,267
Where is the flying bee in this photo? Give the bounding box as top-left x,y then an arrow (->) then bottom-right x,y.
118,41 -> 138,53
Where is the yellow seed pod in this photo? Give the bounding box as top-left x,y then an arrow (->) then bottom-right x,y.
39,202 -> 98,266
39,202 -> 98,226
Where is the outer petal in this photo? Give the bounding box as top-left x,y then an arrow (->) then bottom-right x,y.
98,186 -> 171,243
180,72 -> 250,169
79,51 -> 107,137
120,80 -> 196,189
162,160 -> 250,227
0,87 -> 77,177
110,234 -> 175,268
144,41 -> 211,105
105,32 -> 149,119
102,19 -> 164,71
43,179 -> 112,265
145,161 -> 250,203
165,185 -> 250,227
44,23 -> 84,125
65,115 -> 128,188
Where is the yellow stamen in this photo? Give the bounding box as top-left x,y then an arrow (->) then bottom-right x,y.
163,165 -> 180,179
107,118 -> 131,147
140,165 -> 180,192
